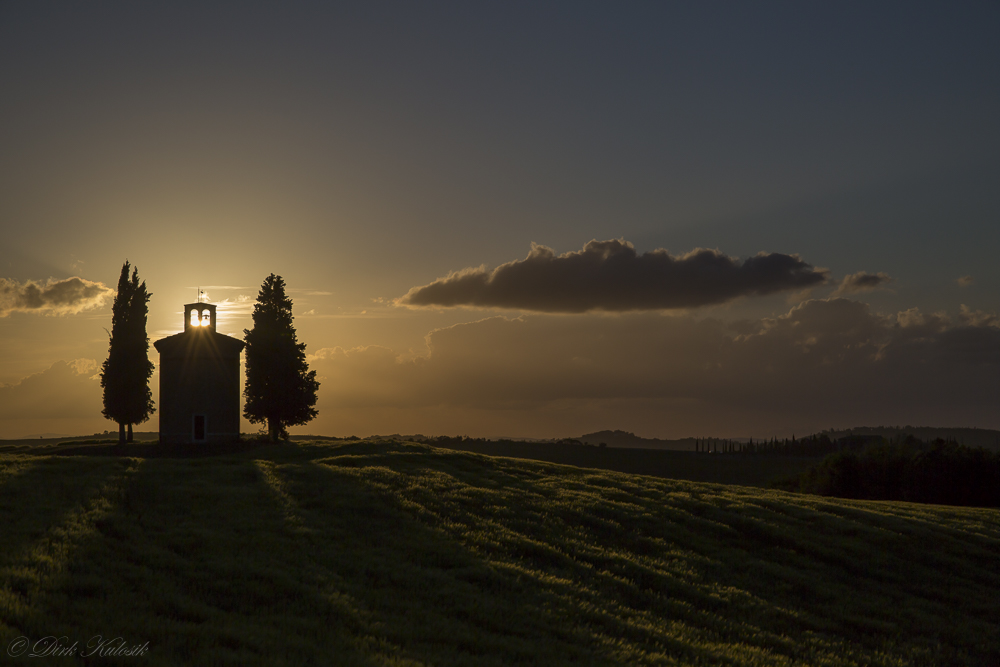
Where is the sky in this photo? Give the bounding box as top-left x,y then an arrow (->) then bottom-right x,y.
1,2 -> 998,439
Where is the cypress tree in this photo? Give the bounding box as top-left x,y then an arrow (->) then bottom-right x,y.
100,261 -> 155,444
243,274 -> 320,441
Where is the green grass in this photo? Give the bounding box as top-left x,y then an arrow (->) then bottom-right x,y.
1,439 -> 998,665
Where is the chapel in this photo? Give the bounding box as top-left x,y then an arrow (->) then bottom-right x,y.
153,302 -> 245,444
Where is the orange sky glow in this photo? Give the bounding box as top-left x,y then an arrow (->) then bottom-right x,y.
1,4 -> 998,439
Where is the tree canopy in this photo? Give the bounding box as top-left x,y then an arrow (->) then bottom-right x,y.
100,260 -> 154,443
243,274 -> 320,440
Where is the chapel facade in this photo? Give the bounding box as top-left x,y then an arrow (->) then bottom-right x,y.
153,302 -> 245,444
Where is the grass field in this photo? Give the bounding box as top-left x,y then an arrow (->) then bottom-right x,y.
1,438 -> 998,665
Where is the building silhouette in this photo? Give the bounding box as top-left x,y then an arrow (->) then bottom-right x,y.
153,302 -> 244,443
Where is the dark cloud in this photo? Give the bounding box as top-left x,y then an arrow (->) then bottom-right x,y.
831,271 -> 892,297
0,360 -> 105,437
958,305 -> 997,328
957,275 -> 975,287
0,277 -> 113,317
0,359 -> 101,419
306,299 -> 1000,437
397,239 -> 828,313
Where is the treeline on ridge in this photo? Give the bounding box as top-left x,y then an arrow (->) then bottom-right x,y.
773,438 -> 1000,508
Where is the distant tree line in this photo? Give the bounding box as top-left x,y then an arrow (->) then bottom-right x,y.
693,434 -> 860,456
415,435 -> 586,448
773,438 -> 1000,508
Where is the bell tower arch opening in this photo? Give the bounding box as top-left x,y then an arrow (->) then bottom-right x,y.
184,303 -> 217,332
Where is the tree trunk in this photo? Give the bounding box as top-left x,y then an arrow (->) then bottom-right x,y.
268,418 -> 278,442
127,423 -> 133,443
118,422 -> 126,445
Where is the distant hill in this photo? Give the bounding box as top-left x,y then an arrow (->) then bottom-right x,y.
577,429 -> 697,450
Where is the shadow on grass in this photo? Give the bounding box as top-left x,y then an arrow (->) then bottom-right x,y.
7,457 -> 379,666
0,457 -> 125,575
0,457 -> 138,639
267,458 -> 705,666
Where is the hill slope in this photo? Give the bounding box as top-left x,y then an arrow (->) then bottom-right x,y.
1,439 -> 998,665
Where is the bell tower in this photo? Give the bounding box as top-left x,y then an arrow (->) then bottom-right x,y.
184,302 -> 217,331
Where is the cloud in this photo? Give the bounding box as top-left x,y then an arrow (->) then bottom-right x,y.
216,294 -> 255,316
285,289 -> 333,296
304,299 -> 1000,437
397,239 -> 829,313
957,275 -> 975,287
0,359 -> 103,422
957,305 -> 997,328
831,271 -> 892,297
0,357 -> 164,438
186,285 -> 249,291
68,358 -> 100,378
0,365 -> 114,439
0,277 -> 113,317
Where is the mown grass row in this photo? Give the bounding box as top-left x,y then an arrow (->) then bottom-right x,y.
1,440 -> 998,665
